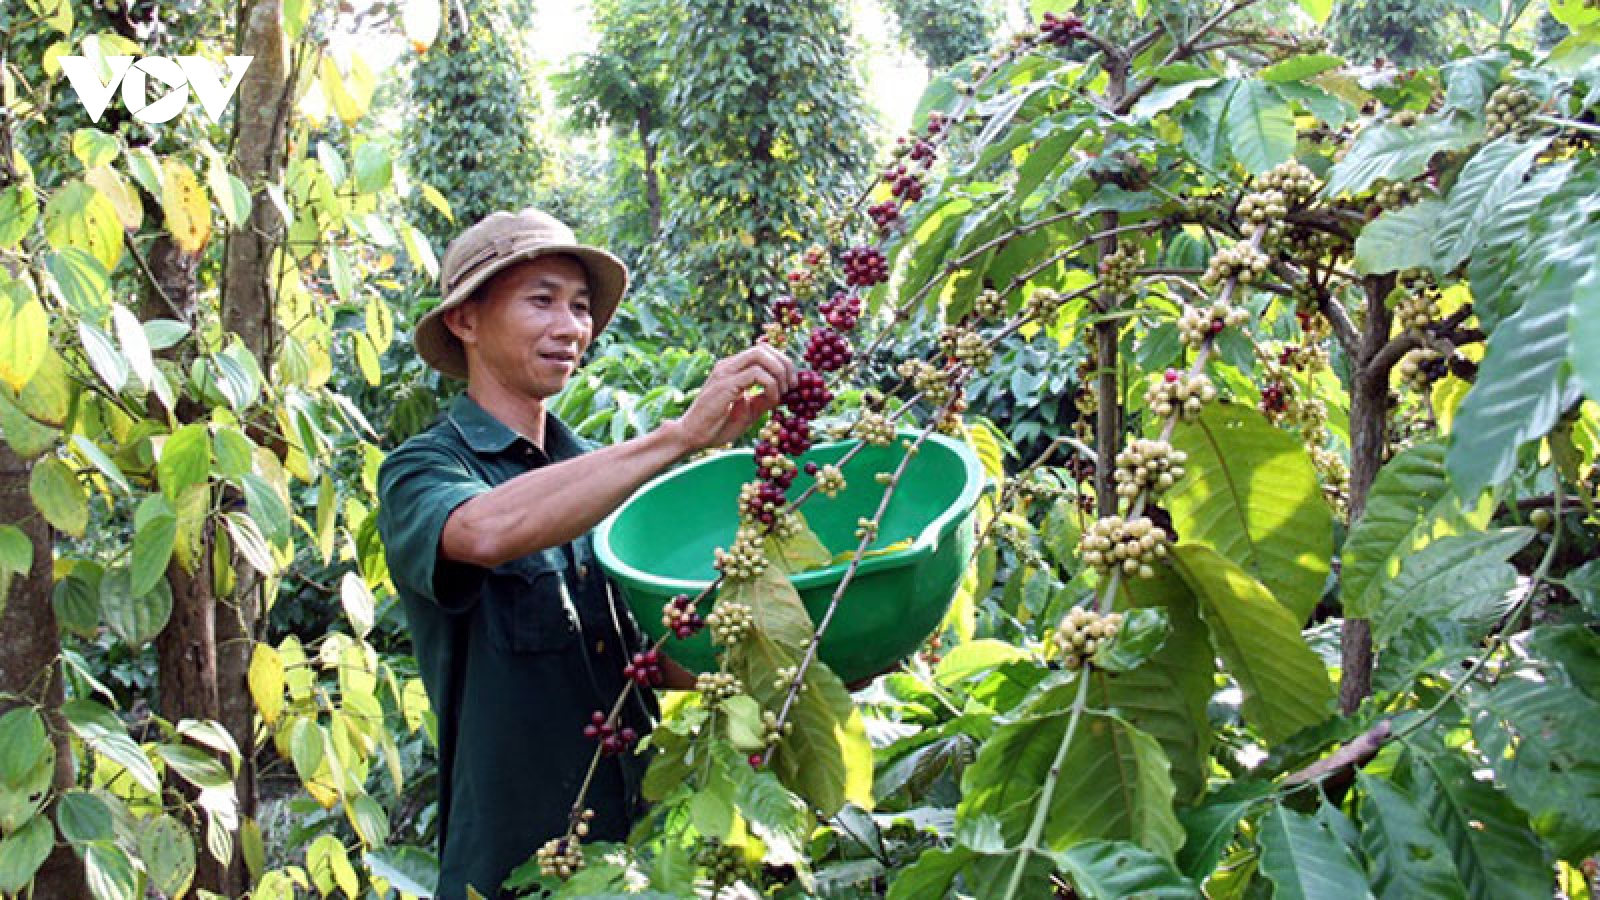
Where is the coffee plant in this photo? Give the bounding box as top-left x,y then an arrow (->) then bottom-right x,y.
2,0 -> 1599,899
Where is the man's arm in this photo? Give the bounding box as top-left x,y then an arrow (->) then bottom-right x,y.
441,345 -> 797,569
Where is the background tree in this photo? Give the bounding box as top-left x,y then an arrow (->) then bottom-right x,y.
883,0 -> 996,69
655,0 -> 875,348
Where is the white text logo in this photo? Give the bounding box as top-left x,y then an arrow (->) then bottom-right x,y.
59,56 -> 253,125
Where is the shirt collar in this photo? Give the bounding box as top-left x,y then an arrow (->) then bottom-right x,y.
446,393 -> 586,460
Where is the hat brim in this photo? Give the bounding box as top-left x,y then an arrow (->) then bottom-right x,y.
415,244 -> 629,380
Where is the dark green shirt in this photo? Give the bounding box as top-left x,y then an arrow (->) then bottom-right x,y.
376,394 -> 654,900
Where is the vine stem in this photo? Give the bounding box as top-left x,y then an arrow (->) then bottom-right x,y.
998,225 -> 1259,900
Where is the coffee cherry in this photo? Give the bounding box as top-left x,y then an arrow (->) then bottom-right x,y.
1372,179 -> 1423,212
805,327 -> 853,373
1052,606 -> 1125,670
1178,299 -> 1250,348
707,601 -> 755,646
696,671 -> 744,702
1039,11 -> 1087,45
1114,439 -> 1187,502
897,358 -> 954,405
939,324 -> 993,370
1145,370 -> 1217,421
881,163 -> 926,202
536,835 -> 585,880
1024,286 -> 1068,324
1530,507 -> 1553,531
813,463 -> 847,497
1259,159 -> 1320,205
1098,243 -> 1144,298
662,593 -> 706,640
855,517 -> 880,542
840,246 -> 889,287
1486,84 -> 1537,140
868,201 -> 900,231
851,410 -> 898,446
820,292 -> 862,331
1399,346 -> 1445,393
1392,271 -> 1440,335
695,840 -> 747,888
1078,515 -> 1170,579
623,649 -> 664,687
975,288 -> 1006,321
1261,379 -> 1292,421
1296,306 -> 1332,343
714,526 -> 768,581
1237,189 -> 1288,225
1201,242 -> 1271,289
760,710 -> 793,747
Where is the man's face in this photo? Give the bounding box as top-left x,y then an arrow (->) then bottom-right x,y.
445,254 -> 594,399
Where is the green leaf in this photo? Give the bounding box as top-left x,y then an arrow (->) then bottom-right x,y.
1399,738 -> 1551,900
99,566 -> 173,649
1468,161 -> 1575,332
346,792 -> 390,848
73,435 -> 130,495
1569,252 -> 1600,404
0,814 -> 55,894
363,846 -> 439,897
1341,441 -> 1491,620
1223,80 -> 1296,175
56,789 -> 113,845
1354,199 -> 1443,275
1052,840 -> 1200,899
0,185 -> 39,249
1371,527 -> 1531,647
958,683 -> 1185,859
84,843 -> 139,900
240,473 -> 290,548
1260,53 -> 1343,83
45,247 -> 110,319
1168,403 -> 1332,623
62,699 -> 161,793
733,766 -> 811,866
158,424 -> 211,501
1431,137 -> 1552,274
1356,774 -> 1468,900
1176,781 -> 1273,878
29,456 -> 88,537
354,142 -> 393,194
1091,607 -> 1168,673
1322,119 -> 1481,199
0,525 -> 31,577
1257,805 -> 1376,900
130,494 -> 176,597
0,706 -> 52,798
53,568 -> 102,639
1171,545 -> 1334,742
71,129 -> 120,168
886,846 -> 975,900
1468,670 -> 1600,860
1294,0 -> 1333,23
1448,261 -> 1587,498
79,321 -> 128,393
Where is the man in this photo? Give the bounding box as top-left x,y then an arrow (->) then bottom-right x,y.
376,208 -> 797,899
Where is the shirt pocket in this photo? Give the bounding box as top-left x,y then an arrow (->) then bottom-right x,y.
482,551 -> 578,655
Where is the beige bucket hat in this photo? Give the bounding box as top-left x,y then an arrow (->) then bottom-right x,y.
414,207 -> 629,379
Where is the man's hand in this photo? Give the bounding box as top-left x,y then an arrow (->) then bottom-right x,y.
674,345 -> 799,453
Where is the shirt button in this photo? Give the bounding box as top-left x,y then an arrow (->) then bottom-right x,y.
577,564 -> 590,578
595,640 -> 605,655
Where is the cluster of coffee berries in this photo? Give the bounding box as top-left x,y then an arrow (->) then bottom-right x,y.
695,840 -> 746,888
1296,305 -> 1332,343
855,516 -> 880,542
1053,607 -> 1125,670
941,324 -> 994,370
1311,445 -> 1349,516
739,480 -> 788,526
1114,439 -> 1187,501
841,246 -> 889,287
761,413 -> 812,459
975,288 -> 1006,321
852,410 -> 898,446
868,200 -> 900,231
1145,369 -> 1217,421
1079,515 -> 1170,578
995,521 -> 1046,569
1261,378 -> 1292,421
1098,243 -> 1144,297
707,601 -> 754,646
714,525 -> 769,581
898,358 -> 955,405
774,665 -> 806,694
662,593 -> 705,639
1372,179 -> 1423,211
893,134 -> 938,165
1277,343 -> 1329,373
1259,159 -> 1320,205
1485,84 -> 1537,139
536,830 -> 587,880
1178,299 -> 1250,347
782,370 -> 832,419
820,292 -> 861,331
809,462 -> 847,497
623,649 -> 664,687
882,163 -> 926,202
1399,346 -> 1447,392
696,671 -> 743,702
1237,189 -> 1288,226
1025,286 -> 1069,323
760,710 -> 792,747
1011,470 -> 1069,505
805,327 -> 852,373
1392,272 -> 1439,335
1201,242 -> 1271,288
584,712 -> 638,756
1039,11 -> 1088,44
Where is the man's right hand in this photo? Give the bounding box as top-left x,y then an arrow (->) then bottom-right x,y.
672,345 -> 799,454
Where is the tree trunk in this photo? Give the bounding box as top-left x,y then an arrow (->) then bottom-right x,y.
1339,276 -> 1394,713
0,446 -> 90,898
637,108 -> 663,243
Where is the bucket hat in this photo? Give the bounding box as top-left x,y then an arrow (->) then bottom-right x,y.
415,207 -> 629,379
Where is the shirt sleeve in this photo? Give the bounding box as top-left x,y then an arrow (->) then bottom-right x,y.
376,439 -> 492,613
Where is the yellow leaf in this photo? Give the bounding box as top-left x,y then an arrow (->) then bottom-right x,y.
0,285 -> 48,391
418,182 -> 453,223
402,0 -> 442,53
85,165 -> 143,229
364,293 -> 394,354
248,643 -> 285,726
320,54 -> 375,127
43,180 -> 123,271
161,159 -> 212,256
351,331 -> 380,386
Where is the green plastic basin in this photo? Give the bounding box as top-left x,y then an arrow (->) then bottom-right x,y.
594,430 -> 985,683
